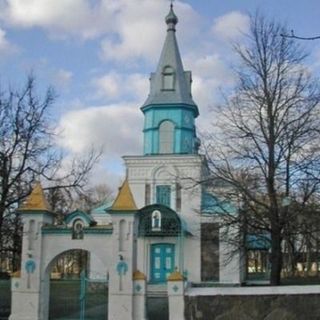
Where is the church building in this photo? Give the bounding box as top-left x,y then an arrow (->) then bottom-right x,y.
9,5 -> 243,320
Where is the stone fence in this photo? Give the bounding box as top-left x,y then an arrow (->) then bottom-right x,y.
185,286 -> 320,320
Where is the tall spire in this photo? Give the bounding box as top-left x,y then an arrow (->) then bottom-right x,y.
141,5 -> 200,155
141,5 -> 198,113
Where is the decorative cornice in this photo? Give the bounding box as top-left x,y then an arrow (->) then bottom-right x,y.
123,154 -> 204,165
42,226 -> 113,235
143,126 -> 194,133
141,103 -> 198,116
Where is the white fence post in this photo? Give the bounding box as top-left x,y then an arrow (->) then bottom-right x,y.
133,270 -> 147,320
167,271 -> 185,320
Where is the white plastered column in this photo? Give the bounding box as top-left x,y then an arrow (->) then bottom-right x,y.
10,212 -> 54,320
108,213 -> 136,320
167,271 -> 185,320
133,271 -> 147,320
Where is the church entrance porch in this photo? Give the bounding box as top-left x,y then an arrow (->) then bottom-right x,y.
150,243 -> 175,283
137,204 -> 191,285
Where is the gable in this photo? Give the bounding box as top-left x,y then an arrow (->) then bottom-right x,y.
64,210 -> 96,227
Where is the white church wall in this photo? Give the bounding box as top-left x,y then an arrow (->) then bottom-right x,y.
219,225 -> 242,284
124,154 -> 204,284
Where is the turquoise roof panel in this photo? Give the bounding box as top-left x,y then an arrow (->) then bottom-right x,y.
64,210 -> 96,225
91,201 -> 113,215
201,192 -> 237,215
246,234 -> 271,250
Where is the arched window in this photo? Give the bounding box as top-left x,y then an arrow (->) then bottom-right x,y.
162,66 -> 175,90
159,120 -> 174,154
72,219 -> 84,240
152,210 -> 162,230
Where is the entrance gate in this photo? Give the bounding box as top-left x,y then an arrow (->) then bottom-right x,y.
80,271 -> 108,320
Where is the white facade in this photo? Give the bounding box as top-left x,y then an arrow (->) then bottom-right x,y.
124,154 -> 204,283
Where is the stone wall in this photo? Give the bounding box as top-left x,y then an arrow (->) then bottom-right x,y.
185,290 -> 320,320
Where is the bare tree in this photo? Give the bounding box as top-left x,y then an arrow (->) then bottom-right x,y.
281,30 -> 320,41
47,183 -> 113,217
73,183 -> 114,212
0,75 -> 100,270
204,13 -> 320,285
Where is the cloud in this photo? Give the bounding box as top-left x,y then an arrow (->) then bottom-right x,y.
0,27 -> 17,56
92,72 -> 148,103
57,102 -> 143,189
0,0 -> 200,64
211,11 -> 249,41
58,103 -> 143,158
0,0 -> 115,39
53,69 -> 73,89
184,54 -> 235,111
99,0 -> 200,63
88,160 -> 124,191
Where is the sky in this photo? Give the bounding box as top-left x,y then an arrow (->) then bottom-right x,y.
0,0 -> 320,189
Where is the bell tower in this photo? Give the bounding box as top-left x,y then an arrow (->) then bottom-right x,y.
141,5 -> 200,155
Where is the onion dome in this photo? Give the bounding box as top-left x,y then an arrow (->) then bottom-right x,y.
166,4 -> 178,31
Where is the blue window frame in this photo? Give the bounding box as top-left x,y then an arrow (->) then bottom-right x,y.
156,185 -> 171,207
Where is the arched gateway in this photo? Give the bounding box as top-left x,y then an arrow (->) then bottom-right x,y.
10,5 -> 243,320
10,184 -> 113,320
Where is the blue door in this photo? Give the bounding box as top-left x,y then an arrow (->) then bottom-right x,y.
150,243 -> 175,283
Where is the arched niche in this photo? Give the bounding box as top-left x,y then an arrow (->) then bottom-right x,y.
28,219 -> 36,251
162,66 -> 175,90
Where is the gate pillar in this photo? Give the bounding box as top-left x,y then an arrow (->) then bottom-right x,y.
10,183 -> 54,320
107,179 -> 138,320
167,270 -> 185,320
133,271 -> 147,320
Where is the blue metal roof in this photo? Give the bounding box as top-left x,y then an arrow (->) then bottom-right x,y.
201,191 -> 236,215
246,234 -> 271,250
141,5 -> 198,115
91,201 -> 113,215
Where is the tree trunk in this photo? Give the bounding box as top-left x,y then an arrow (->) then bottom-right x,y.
270,228 -> 282,285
